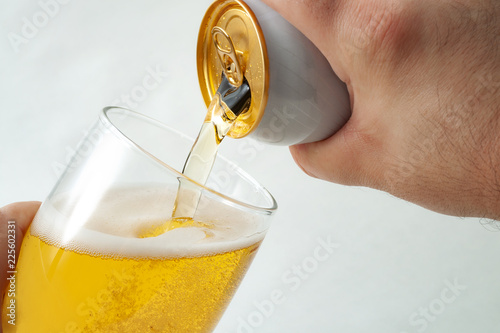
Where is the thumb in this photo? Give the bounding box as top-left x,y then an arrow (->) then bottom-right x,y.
290,114 -> 386,187
0,201 -> 42,296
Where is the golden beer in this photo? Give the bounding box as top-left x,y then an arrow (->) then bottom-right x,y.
2,187 -> 265,333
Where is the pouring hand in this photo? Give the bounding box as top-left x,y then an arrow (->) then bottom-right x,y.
264,0 -> 500,220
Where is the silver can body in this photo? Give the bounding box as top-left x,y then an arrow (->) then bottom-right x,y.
244,0 -> 351,146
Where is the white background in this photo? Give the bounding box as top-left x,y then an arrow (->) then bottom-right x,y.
1,1 -> 499,332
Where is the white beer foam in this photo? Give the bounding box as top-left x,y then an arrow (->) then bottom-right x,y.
31,186 -> 267,259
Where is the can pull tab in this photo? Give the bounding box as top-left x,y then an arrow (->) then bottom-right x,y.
212,27 -> 244,87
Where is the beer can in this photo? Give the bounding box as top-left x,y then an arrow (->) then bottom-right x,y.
197,0 -> 351,145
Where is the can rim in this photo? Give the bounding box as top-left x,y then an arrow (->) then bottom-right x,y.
196,0 -> 269,139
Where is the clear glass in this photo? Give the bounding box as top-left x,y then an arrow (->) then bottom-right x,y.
2,107 -> 277,333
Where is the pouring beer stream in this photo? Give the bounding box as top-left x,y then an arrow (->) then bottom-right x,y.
141,27 -> 252,237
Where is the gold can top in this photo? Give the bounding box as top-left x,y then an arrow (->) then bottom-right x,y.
197,0 -> 269,139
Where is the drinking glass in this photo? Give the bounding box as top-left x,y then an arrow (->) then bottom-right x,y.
2,107 -> 277,333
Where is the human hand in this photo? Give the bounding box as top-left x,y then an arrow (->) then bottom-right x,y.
263,0 -> 500,219
0,201 -> 41,316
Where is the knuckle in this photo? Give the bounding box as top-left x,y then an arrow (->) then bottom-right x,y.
306,0 -> 342,23
341,1 -> 418,60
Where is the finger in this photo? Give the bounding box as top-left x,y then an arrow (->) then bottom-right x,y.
0,202 -> 41,296
289,113 -> 387,188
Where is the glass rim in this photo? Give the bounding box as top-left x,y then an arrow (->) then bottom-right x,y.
99,106 -> 278,215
